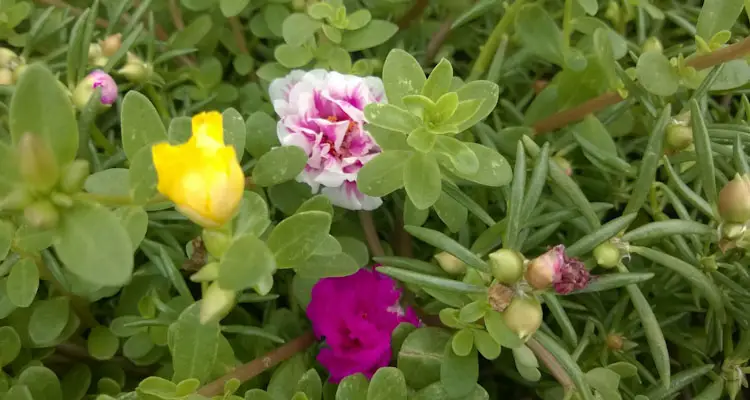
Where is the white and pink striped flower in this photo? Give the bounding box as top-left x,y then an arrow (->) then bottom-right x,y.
269,70 -> 386,211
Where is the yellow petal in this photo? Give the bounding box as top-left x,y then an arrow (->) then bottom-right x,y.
152,141 -> 183,197
192,111 -> 224,145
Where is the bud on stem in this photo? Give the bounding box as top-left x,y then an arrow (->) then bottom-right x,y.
18,132 -> 59,193
488,249 -> 524,284
718,174 -> 750,224
434,252 -> 467,275
503,296 -> 543,340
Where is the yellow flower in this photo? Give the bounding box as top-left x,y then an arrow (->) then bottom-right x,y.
152,111 -> 244,228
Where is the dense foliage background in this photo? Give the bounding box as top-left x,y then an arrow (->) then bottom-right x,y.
1,0 -> 750,399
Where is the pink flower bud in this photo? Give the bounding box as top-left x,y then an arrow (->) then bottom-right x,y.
73,70 -> 118,110
525,245 -> 591,294
718,174 -> 750,224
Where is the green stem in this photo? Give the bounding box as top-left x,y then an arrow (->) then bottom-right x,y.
90,124 -> 117,155
562,0 -> 573,53
467,0 -> 528,81
145,84 -> 171,124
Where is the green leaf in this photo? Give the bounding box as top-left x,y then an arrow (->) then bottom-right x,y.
440,345 -> 478,398
404,226 -> 489,272
367,367 -> 407,400
283,13 -> 322,46
234,191 -> 271,237
85,168 -> 130,197
17,366 -> 63,400
129,146 -> 158,205
434,192 -> 468,233
484,310 -> 524,348
382,49 -> 426,108
439,143 -> 512,187
4,386 -> 33,400
696,0 -> 744,40
246,111 -> 281,158
689,99 -> 718,207
404,153 -> 442,210
454,81 -> 499,131
377,267 -> 485,294
113,206 -> 148,250
452,329 -> 474,356
397,328 -> 450,390
0,326 -> 21,367
342,20 -> 398,51
265,4 -> 290,37
267,211 -> 332,269
61,364 -> 92,400
297,369 -> 323,400
643,364 -> 715,400
586,368 -> 621,399
607,362 -> 639,378
54,202 -> 134,287
170,303 -> 221,384
346,10 -> 371,30
88,326 -> 120,360
406,127 -> 436,152
577,0 -> 598,15
170,14 -> 212,48
223,108 -> 246,161
6,258 -> 39,308
574,115 -> 617,157
28,297 -> 70,345
10,63 -> 78,165
423,59 -> 454,101
297,253 -> 359,279
434,136 -> 479,175
123,331 -> 154,360
268,355 -> 307,400
220,0 -> 250,17
571,272 -> 654,293
252,146 -> 308,186
275,44 -> 314,68
566,214 -> 637,258
365,103 -> 422,133
636,51 -> 680,96
322,24 -> 342,43
413,382 -> 489,400
473,330 -> 501,360
218,234 -> 276,291
121,91 -> 167,161
532,331 -> 596,400
336,374 -> 369,400
246,389 -> 274,400
515,4 -> 564,65
357,150 -> 411,196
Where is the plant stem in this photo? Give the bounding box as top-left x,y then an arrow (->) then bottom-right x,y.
145,84 -> 171,124
197,331 -> 316,397
534,35 -> 750,134
397,0 -> 429,29
425,18 -> 455,64
229,17 -> 250,55
359,211 -> 385,257
468,0 -> 528,81
561,0 -> 573,53
526,337 -> 575,392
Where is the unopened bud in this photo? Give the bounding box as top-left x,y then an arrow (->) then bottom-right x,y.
202,228 -> 232,258
0,68 -> 12,85
553,156 -> 572,176
502,296 -> 543,340
88,44 -> 102,61
593,242 -> 620,268
49,192 -> 73,208
722,223 -> 746,241
718,174 -> 750,224
190,262 -> 220,282
642,37 -> 664,53
488,249 -> 524,284
117,54 -> 150,83
666,124 -> 693,152
72,70 -> 118,110
606,333 -> 624,350
0,48 -> 17,67
200,282 -> 236,324
24,200 -> 59,229
99,34 -> 122,57
59,160 -> 90,194
434,252 -> 467,275
18,132 -> 59,193
0,188 -> 33,211
525,245 -> 590,294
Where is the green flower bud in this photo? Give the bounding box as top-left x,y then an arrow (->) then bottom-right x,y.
49,192 -> 73,208
502,296 -> 543,340
642,37 -> 664,53
718,174 -> 750,223
665,124 -> 693,151
59,160 -> 91,194
606,333 -> 624,350
553,156 -> 573,176
0,68 -> 12,86
0,48 -> 18,67
488,248 -> 524,284
18,132 -> 59,193
117,62 -> 149,83
434,251 -> 467,275
202,227 -> 233,258
722,222 -> 746,241
88,43 -> 102,62
593,242 -> 620,268
200,282 -> 236,324
99,34 -> 122,57
24,200 -> 59,229
190,262 -> 220,282
0,188 -> 33,211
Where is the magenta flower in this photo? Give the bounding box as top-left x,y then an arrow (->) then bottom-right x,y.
269,70 -> 386,211
525,245 -> 591,294
306,268 -> 419,383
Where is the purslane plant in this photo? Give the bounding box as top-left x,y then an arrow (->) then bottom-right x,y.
0,0 -> 749,399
